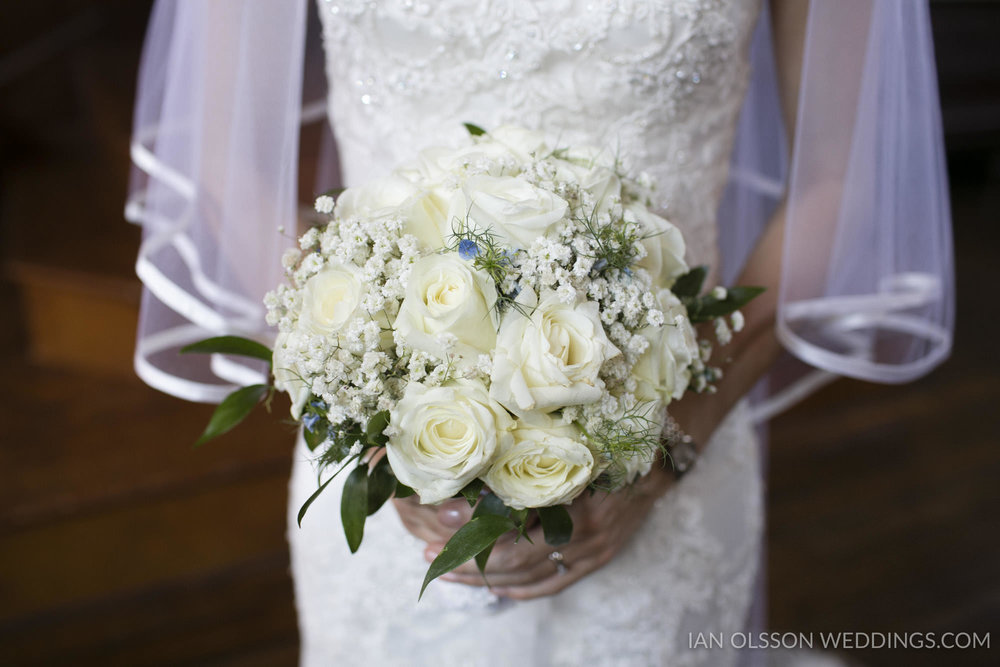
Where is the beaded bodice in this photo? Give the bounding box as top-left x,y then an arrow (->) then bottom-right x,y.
318,0 -> 762,268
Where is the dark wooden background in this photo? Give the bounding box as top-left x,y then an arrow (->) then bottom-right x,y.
1,2 -> 997,665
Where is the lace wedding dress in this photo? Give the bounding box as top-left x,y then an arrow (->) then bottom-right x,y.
289,1 -> 764,665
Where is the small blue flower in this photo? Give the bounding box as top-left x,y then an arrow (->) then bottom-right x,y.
302,413 -> 320,432
591,258 -> 609,275
458,239 -> 480,260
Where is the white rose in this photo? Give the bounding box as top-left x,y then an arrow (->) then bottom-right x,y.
400,188 -> 454,250
335,174 -> 415,218
490,289 -> 620,415
460,175 -> 569,249
488,125 -> 549,162
628,205 -> 687,288
336,175 -> 451,250
579,166 -> 621,214
401,141 -> 517,183
272,331 -> 309,419
632,290 -> 699,403
298,262 -> 365,336
484,416 -> 595,509
387,380 -> 513,504
395,253 -> 498,362
552,148 -> 621,213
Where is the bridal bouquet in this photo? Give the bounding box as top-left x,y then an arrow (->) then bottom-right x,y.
185,124 -> 759,596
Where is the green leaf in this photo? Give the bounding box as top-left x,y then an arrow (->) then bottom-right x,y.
367,457 -> 396,515
341,464 -> 369,553
510,508 -> 530,527
297,475 -> 335,527
688,285 -> 766,323
472,492 -> 509,519
365,410 -> 390,446
671,266 -> 709,299
194,384 -> 268,446
394,482 -> 415,499
420,514 -> 515,599
303,417 -> 332,451
459,479 -> 485,507
475,540 -> 495,577
180,336 -> 272,364
537,505 -> 574,547
463,122 -> 486,137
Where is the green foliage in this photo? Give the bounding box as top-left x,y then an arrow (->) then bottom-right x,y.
365,410 -> 390,446
394,481 -> 416,499
686,286 -> 766,323
577,209 -> 643,274
194,384 -> 269,447
302,410 -> 332,451
341,464 -> 369,553
579,402 -> 661,489
180,336 -> 273,364
537,505 -> 573,547
420,514 -> 516,599
318,186 -> 346,199
297,474 -> 335,527
463,122 -> 487,137
367,456 -> 397,516
671,266 -> 708,299
459,478 -> 485,507
447,218 -> 524,317
472,492 -> 509,519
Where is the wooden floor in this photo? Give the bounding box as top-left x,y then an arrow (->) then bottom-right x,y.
1,3 -> 997,666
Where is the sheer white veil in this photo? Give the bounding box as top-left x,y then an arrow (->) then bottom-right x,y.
127,0 -> 954,409
720,0 -> 954,419
125,0 -> 307,402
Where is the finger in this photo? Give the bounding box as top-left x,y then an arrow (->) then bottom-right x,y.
440,524 -> 552,576
436,498 -> 473,529
491,554 -> 602,600
439,556 -> 557,588
394,502 -> 457,543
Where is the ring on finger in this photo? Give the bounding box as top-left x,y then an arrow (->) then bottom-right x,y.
548,550 -> 569,576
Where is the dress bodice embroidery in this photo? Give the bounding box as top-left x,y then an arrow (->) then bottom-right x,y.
318,0 -> 761,270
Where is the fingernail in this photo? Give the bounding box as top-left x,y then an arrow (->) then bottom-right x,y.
425,548 -> 438,561
438,507 -> 465,528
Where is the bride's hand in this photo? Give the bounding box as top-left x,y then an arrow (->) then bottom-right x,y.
396,464 -> 675,600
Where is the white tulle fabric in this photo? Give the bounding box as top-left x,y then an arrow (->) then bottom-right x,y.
125,1 -> 304,402
775,0 -> 954,385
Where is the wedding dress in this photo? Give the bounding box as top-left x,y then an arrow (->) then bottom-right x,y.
289,2 -> 765,665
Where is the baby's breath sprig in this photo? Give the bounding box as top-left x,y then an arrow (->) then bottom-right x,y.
576,208 -> 643,275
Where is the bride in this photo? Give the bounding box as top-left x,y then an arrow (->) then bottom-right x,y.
126,1 -> 953,665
